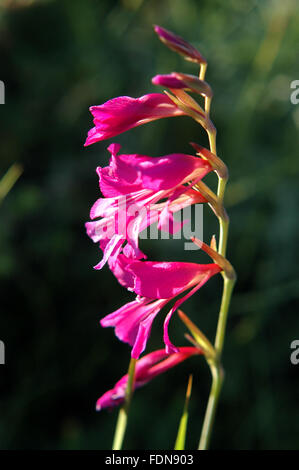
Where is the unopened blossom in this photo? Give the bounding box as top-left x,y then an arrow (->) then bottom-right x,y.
152,73 -> 212,99
96,346 -> 202,410
84,93 -> 184,146
154,25 -> 207,65
101,253 -> 221,358
85,143 -> 211,269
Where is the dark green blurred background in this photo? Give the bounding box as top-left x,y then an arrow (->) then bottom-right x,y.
0,0 -> 298,450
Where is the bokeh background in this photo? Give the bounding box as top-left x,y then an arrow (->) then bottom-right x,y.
0,0 -> 298,450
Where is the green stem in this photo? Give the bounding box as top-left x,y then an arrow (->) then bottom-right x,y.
218,207 -> 229,258
112,357 -> 136,450
198,362 -> 223,450
199,63 -> 207,81
198,275 -> 235,450
214,275 -> 236,355
198,126 -> 236,450
207,126 -> 217,155
112,408 -> 127,451
217,177 -> 227,205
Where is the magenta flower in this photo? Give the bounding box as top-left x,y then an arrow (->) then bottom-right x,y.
96,346 -> 202,410
83,24 -> 236,450
101,253 -> 221,358
84,93 -> 184,146
85,143 -> 210,269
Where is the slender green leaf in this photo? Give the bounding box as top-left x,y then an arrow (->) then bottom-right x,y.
0,163 -> 23,203
174,375 -> 193,450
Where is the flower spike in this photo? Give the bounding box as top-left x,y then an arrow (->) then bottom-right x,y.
84,24 -> 236,450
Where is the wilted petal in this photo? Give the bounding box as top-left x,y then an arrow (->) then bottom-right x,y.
96,346 -> 202,410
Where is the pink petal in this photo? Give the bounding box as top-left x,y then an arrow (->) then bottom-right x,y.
143,346 -> 202,382
107,254 -> 136,289
158,204 -> 188,234
97,144 -> 211,196
100,297 -> 168,358
127,260 -> 221,299
131,311 -> 159,359
90,197 -> 116,220
85,218 -> 116,243
98,166 -> 143,197
84,93 -> 184,145
93,234 -> 124,270
126,213 -> 147,260
111,152 -> 211,191
163,272 -> 218,354
97,144 -> 144,197
96,346 -> 201,410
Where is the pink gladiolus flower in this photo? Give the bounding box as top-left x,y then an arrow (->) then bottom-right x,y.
101,254 -> 221,357
84,93 -> 184,146
85,144 -> 210,269
96,346 -> 202,410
